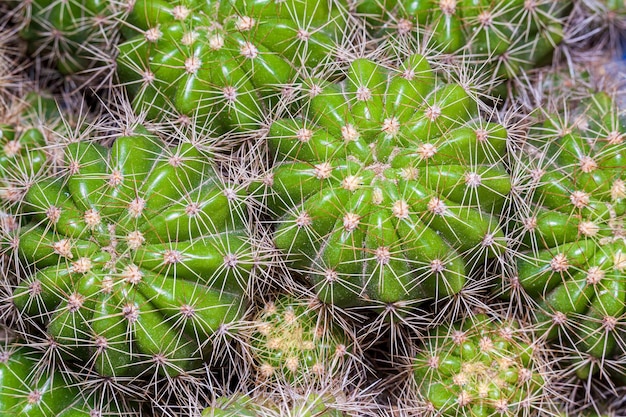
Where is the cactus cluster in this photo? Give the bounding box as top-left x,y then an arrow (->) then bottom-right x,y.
2,0 -> 626,416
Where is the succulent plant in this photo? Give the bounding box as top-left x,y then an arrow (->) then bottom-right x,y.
0,343 -> 137,416
10,127 -> 256,379
202,393 -> 346,416
509,90 -> 626,380
248,294 -> 351,386
116,0 -> 349,134
356,0 -> 571,92
7,0 -> 128,76
0,91 -> 77,212
258,54 -> 510,309
412,313 -> 550,417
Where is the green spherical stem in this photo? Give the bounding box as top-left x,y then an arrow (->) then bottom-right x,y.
202,394 -> 346,416
356,0 -> 571,87
514,92 -> 626,378
12,131 -> 254,378
117,0 -> 348,133
413,314 -> 545,417
13,0 -> 121,74
250,295 -> 348,384
0,346 -> 116,416
263,55 -> 510,308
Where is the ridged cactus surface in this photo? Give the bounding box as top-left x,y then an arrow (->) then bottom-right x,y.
202,393 -> 345,416
357,0 -> 571,88
0,344 -> 132,416
261,54 -> 511,308
249,295 -> 349,385
117,0 -> 348,133
11,128 -> 255,378
9,0 -> 125,75
412,313 -> 548,417
512,91 -> 626,380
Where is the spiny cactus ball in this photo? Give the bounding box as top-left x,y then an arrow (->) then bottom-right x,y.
413,313 -> 549,417
117,0 -> 349,133
511,91 -> 626,380
11,127 -> 256,379
249,295 -> 350,386
259,54 -> 510,309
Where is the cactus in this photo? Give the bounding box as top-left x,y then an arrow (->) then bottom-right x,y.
356,0 -> 571,93
202,393 -> 347,416
411,313 -> 551,417
7,0 -> 128,77
258,54 -> 510,309
0,342 -> 139,415
0,91 -> 74,212
248,294 -> 351,386
509,90 -> 626,381
116,0 -> 349,134
10,127 -> 256,379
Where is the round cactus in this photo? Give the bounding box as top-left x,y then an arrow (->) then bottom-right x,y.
356,0 -> 571,91
116,0 -> 349,134
0,343 -> 137,416
259,54 -> 510,309
0,91 -> 77,212
8,0 -> 127,76
249,295 -> 350,385
412,313 -> 549,416
10,127 -> 256,379
510,91 -> 626,380
202,393 -> 346,416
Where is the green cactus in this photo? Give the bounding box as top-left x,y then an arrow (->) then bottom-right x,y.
412,313 -> 548,417
0,343 -> 137,416
116,0 -> 349,134
249,295 -> 350,385
202,393 -> 346,416
258,54 -> 511,308
356,0 -> 571,92
0,92 -> 74,212
511,91 -> 626,380
8,0 -> 126,75
10,127 -> 255,379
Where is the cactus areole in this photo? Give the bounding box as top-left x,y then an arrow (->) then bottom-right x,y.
12,129 -> 254,378
261,55 -> 511,308
117,0 -> 347,133
515,92 -> 626,379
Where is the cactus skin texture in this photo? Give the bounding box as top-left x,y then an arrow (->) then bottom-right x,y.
356,0 -> 570,87
11,128 -> 254,378
0,92 -> 68,211
513,92 -> 626,380
249,295 -> 349,385
9,0 -> 124,75
0,344 -> 129,416
201,393 -> 345,416
117,0 -> 347,133
413,314 -> 546,417
261,54 -> 510,308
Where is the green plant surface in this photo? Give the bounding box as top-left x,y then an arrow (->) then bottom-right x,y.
0,344 -> 128,416
11,128 -> 255,379
511,91 -> 626,380
356,0 -> 571,90
10,0 -> 125,75
117,0 -> 348,133
258,54 -> 511,308
249,295 -> 349,385
202,393 -> 346,416
413,313 -> 547,417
